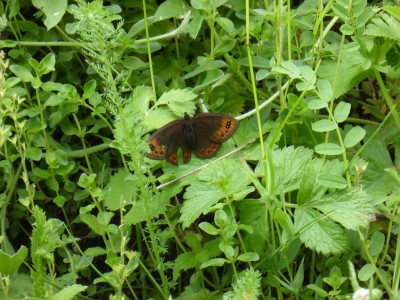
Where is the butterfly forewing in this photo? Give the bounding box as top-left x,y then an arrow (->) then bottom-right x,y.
192,113 -> 239,158
146,120 -> 191,165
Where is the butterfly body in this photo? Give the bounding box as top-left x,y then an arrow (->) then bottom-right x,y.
146,113 -> 239,165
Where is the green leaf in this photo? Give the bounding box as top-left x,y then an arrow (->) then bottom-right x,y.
173,252 -> 196,281
307,99 -> 328,110
180,159 -> 251,228
344,126 -> 366,148
32,0 -> 67,29
0,246 -> 28,275
157,88 -> 197,114
364,13 -> 400,40
199,222 -> 220,235
103,169 -> 134,211
237,252 -> 260,262
318,174 -> 347,189
201,258 -> 228,268
154,0 -> 189,20
52,284 -> 87,300
312,119 -> 337,132
369,231 -> 385,256
358,264 -> 375,281
9,65 -> 33,82
26,147 -> 42,161
214,38 -> 236,57
334,102 -> 351,123
384,6 -> 400,21
317,80 -> 333,102
195,69 -> 225,90
216,17 -> 235,32
315,143 -> 343,155
294,209 -> 348,255
309,188 -> 377,230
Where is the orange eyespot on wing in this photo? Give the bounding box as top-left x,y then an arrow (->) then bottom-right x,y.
146,137 -> 168,160
194,143 -> 221,158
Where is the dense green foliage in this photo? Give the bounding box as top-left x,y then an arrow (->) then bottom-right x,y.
1,0 -> 400,299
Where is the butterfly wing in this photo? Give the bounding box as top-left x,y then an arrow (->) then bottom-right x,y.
191,113 -> 239,158
146,120 -> 192,165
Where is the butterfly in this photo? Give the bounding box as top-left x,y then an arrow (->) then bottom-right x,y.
146,112 -> 239,165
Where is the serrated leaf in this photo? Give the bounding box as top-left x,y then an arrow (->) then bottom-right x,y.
315,143 -> 343,155
344,126 -> 366,148
157,88 -> 197,114
180,159 -> 251,228
173,252 -> 196,281
103,170 -> 134,211
312,119 -> 337,132
52,284 -> 87,300
309,188 -> 376,230
318,174 -> 347,189
294,209 -> 348,255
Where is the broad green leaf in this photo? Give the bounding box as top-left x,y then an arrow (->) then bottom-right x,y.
315,143 -> 343,155
199,222 -> 220,235
0,246 -> 28,275
201,258 -> 228,268
173,252 -> 196,281
309,188 -> 376,230
358,264 -> 375,281
180,159 -> 251,228
384,6 -> 400,21
103,169 -> 134,211
154,0 -> 189,20
32,0 -> 67,29
214,38 -> 236,57
308,99 -> 328,110
237,252 -> 260,262
26,147 -> 42,161
318,174 -> 347,189
9,65 -> 33,82
312,119 -> 337,132
52,284 -> 87,300
195,69 -> 225,90
344,126 -> 366,148
317,80 -> 333,102
294,209 -> 348,255
369,231 -> 385,256
216,17 -> 235,32
334,102 -> 351,123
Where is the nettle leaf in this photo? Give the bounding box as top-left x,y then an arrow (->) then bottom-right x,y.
256,146 -> 312,193
294,208 -> 348,255
307,188 -> 377,230
157,88 -> 197,114
180,159 -> 251,228
364,12 -> 400,40
103,169 -> 134,211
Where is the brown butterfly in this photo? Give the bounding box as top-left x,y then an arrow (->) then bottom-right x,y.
146,112 -> 239,165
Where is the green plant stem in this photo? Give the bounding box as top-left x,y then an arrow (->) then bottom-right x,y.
245,0 -> 270,194
359,233 -> 393,298
374,69 -> 400,125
